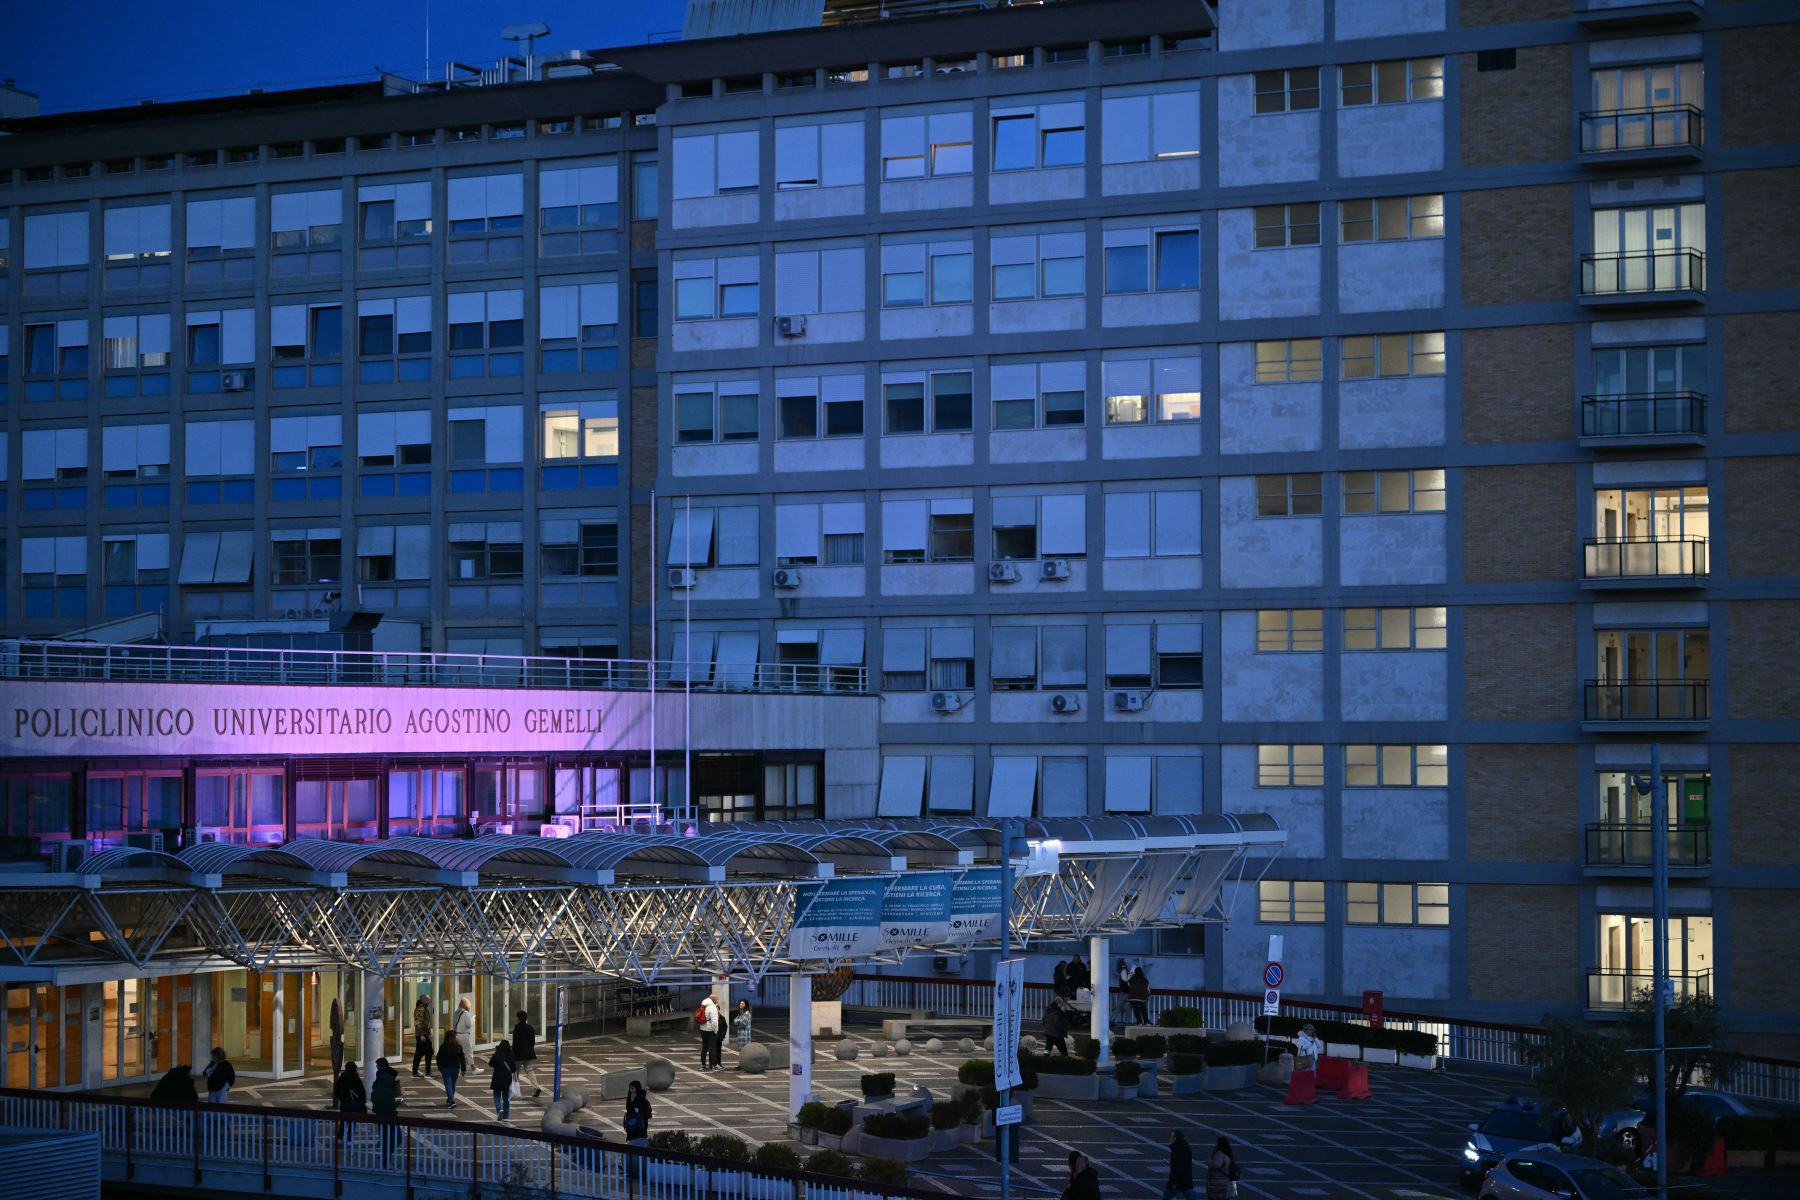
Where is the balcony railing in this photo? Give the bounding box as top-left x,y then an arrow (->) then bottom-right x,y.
1584,679 -> 1710,722
1589,968 -> 1712,1010
1581,391 -> 1706,439
1580,105 -> 1704,154
1581,247 -> 1705,297
1585,821 -> 1711,868
0,639 -> 870,696
1583,535 -> 1707,580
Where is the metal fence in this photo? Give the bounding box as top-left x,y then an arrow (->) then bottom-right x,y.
0,1089 -> 940,1200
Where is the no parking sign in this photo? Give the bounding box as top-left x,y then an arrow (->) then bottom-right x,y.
1264,934 -> 1284,1016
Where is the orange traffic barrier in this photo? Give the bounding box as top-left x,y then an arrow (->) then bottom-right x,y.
1338,1062 -> 1372,1101
1697,1138 -> 1727,1177
1315,1055 -> 1349,1091
1284,1068 -> 1318,1105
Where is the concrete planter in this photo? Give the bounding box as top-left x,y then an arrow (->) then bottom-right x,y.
1097,1076 -> 1121,1101
1362,1047 -> 1398,1066
929,1128 -> 962,1154
1201,1063 -> 1257,1092
814,1132 -> 844,1153
1167,1071 -> 1205,1095
1138,1074 -> 1160,1099
859,1133 -> 930,1163
1325,1042 -> 1361,1060
1725,1150 -> 1768,1170
1398,1053 -> 1438,1071
1772,1151 -> 1800,1167
1034,1073 -> 1100,1101
796,1126 -> 818,1145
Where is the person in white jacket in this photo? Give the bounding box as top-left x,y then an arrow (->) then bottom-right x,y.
454,998 -> 480,1074
1295,1023 -> 1324,1070
698,995 -> 723,1071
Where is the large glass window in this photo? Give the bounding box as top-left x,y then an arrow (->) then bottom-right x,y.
388,767 -> 465,837
85,772 -> 182,844
195,768 -> 285,845
293,777 -> 380,842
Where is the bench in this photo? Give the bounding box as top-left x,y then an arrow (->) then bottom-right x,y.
880,1016 -> 989,1041
842,1005 -> 927,1025
625,1012 -> 695,1039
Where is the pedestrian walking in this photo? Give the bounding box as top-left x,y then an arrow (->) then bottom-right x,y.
412,991 -> 435,1077
203,1047 -> 236,1104
1066,953 -> 1089,993
371,1058 -> 402,1164
1163,1130 -> 1195,1200
453,998 -> 478,1074
329,996 -> 345,1083
1053,958 -> 1072,1000
489,1040 -> 516,1120
512,1012 -> 543,1098
622,1080 -> 652,1146
1294,1022 -> 1323,1071
335,1062 -> 367,1113
436,1029 -> 467,1107
151,1064 -> 198,1103
1205,1136 -> 1240,1200
697,993 -> 723,1070
730,998 -> 754,1052
1128,965 -> 1151,1027
1042,996 -> 1072,1056
1062,1150 -> 1101,1200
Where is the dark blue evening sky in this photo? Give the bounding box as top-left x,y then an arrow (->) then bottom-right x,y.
6,0 -> 691,115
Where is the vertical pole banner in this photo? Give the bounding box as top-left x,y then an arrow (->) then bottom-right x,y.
786,877 -> 892,958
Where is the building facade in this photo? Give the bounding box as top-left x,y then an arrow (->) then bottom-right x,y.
2,0 -> 1798,1063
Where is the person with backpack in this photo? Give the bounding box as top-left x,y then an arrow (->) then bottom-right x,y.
371,1058 -> 402,1164
1206,1135 -> 1240,1200
335,1061 -> 367,1113
411,991 -> 435,1077
512,1012 -> 542,1099
697,993 -> 723,1071
1163,1130 -> 1195,1200
489,1039 -> 516,1120
203,1047 -> 236,1104
436,1029 -> 467,1108
622,1080 -> 652,1145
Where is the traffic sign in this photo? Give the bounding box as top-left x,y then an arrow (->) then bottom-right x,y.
1263,961 -> 1284,990
995,1104 -> 1023,1127
1263,988 -> 1280,1016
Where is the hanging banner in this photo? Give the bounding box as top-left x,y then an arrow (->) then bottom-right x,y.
879,871 -> 958,950
787,877 -> 891,958
944,866 -> 1003,943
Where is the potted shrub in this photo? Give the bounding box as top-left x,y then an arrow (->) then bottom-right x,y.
1169,1034 -> 1208,1056
859,1112 -> 931,1163
1776,1114 -> 1800,1167
1135,1034 -> 1168,1061
1166,1052 -> 1206,1095
796,1100 -> 832,1145
1114,1060 -> 1143,1101
1361,1027 -> 1399,1067
646,1131 -> 695,1188
815,1105 -> 853,1153
1073,1035 -> 1101,1061
958,1090 -> 984,1144
1200,1039 -> 1263,1091
1111,1036 -> 1138,1060
694,1133 -> 752,1194
1158,1005 -> 1204,1029
805,1149 -> 858,1180
958,1060 -> 996,1088
860,1071 -> 896,1101
859,1157 -> 910,1189
929,1102 -> 964,1153
1029,1049 -> 1100,1100
754,1142 -> 803,1171
1394,1029 -> 1439,1070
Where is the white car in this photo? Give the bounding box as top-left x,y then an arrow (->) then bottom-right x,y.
1478,1151 -> 1650,1200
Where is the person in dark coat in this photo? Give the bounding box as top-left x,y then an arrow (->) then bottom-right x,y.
371,1058 -> 402,1163
435,1029 -> 467,1107
151,1065 -> 198,1103
489,1040 -> 516,1120
1066,953 -> 1089,993
1042,996 -> 1072,1056
1205,1136 -> 1239,1200
335,1062 -> 367,1113
412,991 -> 435,1077
329,996 -> 346,1082
1062,1150 -> 1101,1200
1128,966 -> 1151,1026
203,1047 -> 236,1103
512,1012 -> 542,1098
1163,1130 -> 1195,1200
1053,958 -> 1071,1000
622,1080 -> 652,1145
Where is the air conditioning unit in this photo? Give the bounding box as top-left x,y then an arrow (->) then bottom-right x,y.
932,953 -> 967,975
772,568 -> 802,589
1041,558 -> 1071,581
988,562 -> 1019,583
930,691 -> 969,714
776,314 -> 807,337
221,371 -> 249,392
1049,692 -> 1082,715
123,831 -> 165,852
667,567 -> 697,589
49,841 -> 89,872
1112,689 -> 1147,712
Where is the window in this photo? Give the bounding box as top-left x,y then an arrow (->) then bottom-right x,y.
882,497 -> 974,563
540,518 -> 619,577
1254,339 -> 1323,384
357,180 -> 432,269
991,624 -> 1086,691
1344,607 -> 1446,651
1341,195 -> 1444,242
1253,203 -> 1321,249
1340,58 -> 1445,106
882,626 -> 975,691
22,536 -> 88,618
1257,745 -> 1325,788
672,127 -> 759,198
100,423 -> 172,508
880,109 -> 973,179
270,189 -> 343,276
1586,63 -> 1703,152
991,361 -> 1085,430
775,244 -> 865,316
675,382 -> 759,444
1253,68 -> 1320,114
881,237 -> 972,307
183,420 -> 256,505
541,395 -> 620,460
1257,609 -> 1324,653
1345,744 -> 1449,788
23,211 -> 91,296
447,289 -> 525,377
667,504 -> 759,569
183,309 -> 255,393
1591,344 -> 1705,400
101,203 -> 173,289
356,295 -> 432,382
270,303 -> 344,388
387,768 -> 464,838
194,768 -> 285,845
1102,354 -> 1201,424
1594,629 -> 1710,710
883,370 -> 973,434
1103,752 -> 1200,814
777,374 -> 864,439
992,98 -> 1085,171
446,406 -> 525,494
23,319 -> 91,401
1105,621 -> 1203,689
539,162 -> 619,256
1101,86 -> 1201,162
268,415 -> 342,501
1347,882 -> 1449,926
674,255 -> 759,321
775,120 -> 864,188
85,771 -> 183,843
992,493 -> 1087,562
271,528 -> 342,585
184,196 -> 256,283
632,156 -> 659,220
1256,473 -> 1323,517
1589,204 -> 1706,294
356,410 -> 431,498
1103,489 -> 1202,558
1342,469 -> 1445,514
101,534 -> 171,616
539,280 -> 619,373
1259,880 -> 1325,923
1103,223 -> 1201,292
448,521 -> 525,581
776,501 -> 867,566
879,753 -> 978,818
447,172 -> 524,262
1342,332 -> 1445,378
97,314 -> 169,401
21,428 -> 89,512
992,229 -> 1084,300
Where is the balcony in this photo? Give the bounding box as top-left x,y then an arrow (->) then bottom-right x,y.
1588,968 -> 1711,1011
1580,392 -> 1706,448
1582,536 -> 1707,587
1584,822 -> 1711,873
1583,680 -> 1710,731
1579,106 -> 1703,167
1577,0 -> 1703,31
1580,248 -> 1705,307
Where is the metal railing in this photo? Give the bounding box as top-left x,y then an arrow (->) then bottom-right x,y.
0,639 -> 869,696
1584,680 -> 1710,722
1584,821 -> 1712,868
1588,969 -> 1713,1011
1581,247 -> 1705,297
1582,536 -> 1707,580
0,1089 -> 941,1200
1580,105 -> 1704,154
1580,392 -> 1706,438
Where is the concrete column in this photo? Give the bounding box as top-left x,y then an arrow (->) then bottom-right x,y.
271,974 -> 285,1076
362,972 -> 384,1085
191,976 -> 214,1077
1088,936 -> 1111,1065
788,973 -> 812,1120
82,984 -> 106,1089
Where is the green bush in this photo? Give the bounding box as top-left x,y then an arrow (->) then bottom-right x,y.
819,1106 -> 853,1136
862,1113 -> 928,1140
1720,1116 -> 1773,1153
805,1149 -> 858,1180
858,1157 -> 910,1187
795,1101 -> 832,1130
753,1142 -> 803,1171
958,1060 -> 995,1087
694,1133 -> 749,1162
1203,1040 -> 1266,1067
1670,1101 -> 1718,1167
958,1091 -> 984,1124
1031,1053 -> 1096,1076
1073,1035 -> 1101,1060
930,1102 -> 964,1131
1167,1052 -> 1205,1076
1778,1113 -> 1800,1151
1158,1006 -> 1204,1028
860,1072 -> 896,1098
1134,1034 -> 1168,1059
648,1130 -> 691,1153
1114,1060 -> 1142,1086
1169,1034 -> 1208,1056
1111,1036 -> 1138,1059
1018,1055 -> 1039,1090
1251,1014 -> 1438,1057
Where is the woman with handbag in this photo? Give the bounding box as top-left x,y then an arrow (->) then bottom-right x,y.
622,1080 -> 652,1145
1205,1136 -> 1240,1200
489,1039 -> 516,1120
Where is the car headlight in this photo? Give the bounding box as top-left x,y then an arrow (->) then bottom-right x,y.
1464,1143 -> 1480,1162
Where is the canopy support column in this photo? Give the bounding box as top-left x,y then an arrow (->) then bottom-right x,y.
1088,935 -> 1111,1066
361,971 -> 384,1086
788,973 -> 812,1120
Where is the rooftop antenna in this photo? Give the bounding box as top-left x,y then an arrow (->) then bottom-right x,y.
502,21 -> 552,80
424,0 -> 431,81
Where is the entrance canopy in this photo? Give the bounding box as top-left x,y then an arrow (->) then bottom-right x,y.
0,816 -> 1283,986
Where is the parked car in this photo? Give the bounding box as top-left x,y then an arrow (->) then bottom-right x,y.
1478,1151 -> 1650,1200
1461,1099 -> 1570,1188
1601,1086 -> 1766,1150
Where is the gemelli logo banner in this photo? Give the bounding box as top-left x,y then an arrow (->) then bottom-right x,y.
788,876 -> 892,958
879,871 -> 957,950
945,867 -> 1004,943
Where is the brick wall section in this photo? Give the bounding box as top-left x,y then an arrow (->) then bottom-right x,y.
1721,169 -> 1800,292
1465,604 -> 1576,720
1722,25 -> 1800,147
630,336 -> 657,371
1725,458 -> 1800,577
631,220 -> 656,254
1463,464 -> 1575,582
1461,186 -> 1572,305
1725,745 -> 1800,867
1460,0 -> 1570,23
1724,313 -> 1800,434
1727,601 -> 1800,719
1466,885 -> 1581,1006
629,503 -> 652,659
630,386 -> 658,488
1729,890 -> 1800,1013
1463,325 -> 1572,442
1461,44 -> 1570,167
1465,744 -> 1577,862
